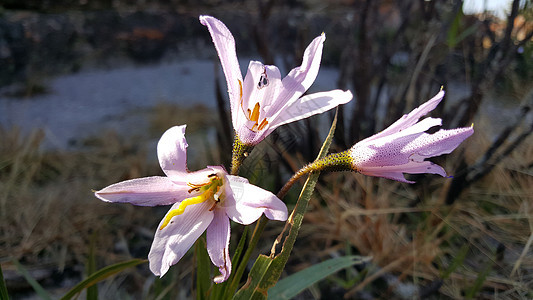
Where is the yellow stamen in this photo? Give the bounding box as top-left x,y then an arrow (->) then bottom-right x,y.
250,102 -> 260,122
238,79 -> 243,101
257,118 -> 269,130
159,176 -> 223,230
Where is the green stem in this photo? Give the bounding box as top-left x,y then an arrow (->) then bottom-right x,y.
230,135 -> 254,175
277,150 -> 355,199
227,150 -> 354,294
225,216 -> 268,297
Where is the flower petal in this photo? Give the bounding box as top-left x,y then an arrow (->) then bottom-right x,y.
94,176 -> 188,206
206,208 -> 231,283
241,61 -> 282,112
277,34 -> 326,107
360,160 -> 447,183
199,15 -> 243,126
223,175 -> 288,225
149,201 -> 214,277
362,117 -> 442,147
407,127 -> 474,158
363,90 -> 445,144
157,125 -> 189,178
266,89 -> 353,135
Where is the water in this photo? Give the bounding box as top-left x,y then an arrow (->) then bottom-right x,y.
0,58 -> 342,149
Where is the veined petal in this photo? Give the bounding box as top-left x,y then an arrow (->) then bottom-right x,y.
157,125 -> 189,178
223,175 -> 288,225
403,127 -> 474,158
361,117 -> 442,147
360,160 -> 447,183
363,90 -> 445,144
199,15 -> 243,125
206,208 -> 231,283
149,201 -> 214,277
277,34 -> 326,108
94,176 -> 188,206
266,89 -> 353,135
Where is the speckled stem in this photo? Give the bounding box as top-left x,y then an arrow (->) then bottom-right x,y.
277,150 -> 356,199
230,134 -> 255,175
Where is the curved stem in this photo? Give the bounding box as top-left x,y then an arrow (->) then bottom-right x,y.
278,150 -> 355,199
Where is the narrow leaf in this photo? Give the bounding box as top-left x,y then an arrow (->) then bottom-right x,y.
268,256 -> 369,300
0,263 -> 10,300
234,110 -> 338,299
195,237 -> 211,300
86,232 -> 98,300
441,243 -> 469,279
60,259 -> 147,300
12,260 -> 53,300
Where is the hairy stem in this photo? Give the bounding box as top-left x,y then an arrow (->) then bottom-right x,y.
278,150 -> 355,199
230,135 -> 254,175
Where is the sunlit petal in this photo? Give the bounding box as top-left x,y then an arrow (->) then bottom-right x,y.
149,201 -> 214,277
206,208 -> 231,283
157,125 -> 189,178
95,176 -> 190,206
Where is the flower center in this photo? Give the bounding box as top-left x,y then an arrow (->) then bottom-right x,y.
159,173 -> 224,230
238,72 -> 270,132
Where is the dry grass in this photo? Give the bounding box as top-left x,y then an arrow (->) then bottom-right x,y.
0,101 -> 531,299
285,129 -> 533,298
0,103 -> 220,297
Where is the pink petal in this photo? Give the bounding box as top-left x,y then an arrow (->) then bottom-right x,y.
407,127 -> 474,158
149,201 -> 214,277
199,15 -> 243,125
94,176 -> 189,206
241,61 -> 282,111
157,125 -> 189,178
206,208 -> 231,283
267,90 -> 353,135
361,160 -> 447,183
277,34 -> 326,107
363,90 -> 445,144
235,62 -> 282,141
361,117 -> 442,147
352,133 -> 426,168
223,175 -> 288,225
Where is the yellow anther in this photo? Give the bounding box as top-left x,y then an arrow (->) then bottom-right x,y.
238,79 -> 243,101
249,102 -> 260,122
257,118 -> 269,130
159,176 -> 223,230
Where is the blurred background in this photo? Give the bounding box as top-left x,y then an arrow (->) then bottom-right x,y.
0,0 -> 532,299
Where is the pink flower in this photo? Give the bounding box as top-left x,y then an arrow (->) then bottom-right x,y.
94,125 -> 287,282
200,15 -> 352,145
349,90 -> 473,183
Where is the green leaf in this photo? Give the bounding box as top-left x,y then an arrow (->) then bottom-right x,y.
195,237 -> 211,300
268,256 -> 369,300
233,110 -> 339,300
12,260 -> 53,300
465,258 -> 494,299
0,263 -> 10,300
86,232 -> 98,300
60,259 -> 147,300
441,243 -> 469,279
